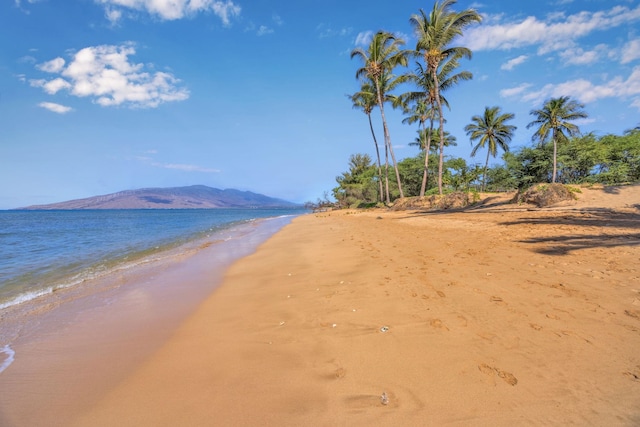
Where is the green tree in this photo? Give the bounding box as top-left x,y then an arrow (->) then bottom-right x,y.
410,0 -> 481,194
349,83 -> 384,202
402,57 -> 471,196
527,96 -> 588,183
465,106 -> 516,191
351,31 -> 408,202
333,154 -> 378,208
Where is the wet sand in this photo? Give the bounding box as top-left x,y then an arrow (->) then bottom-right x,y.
2,186 -> 640,426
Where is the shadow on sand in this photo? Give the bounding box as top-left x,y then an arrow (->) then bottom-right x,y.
500,210 -> 640,255
396,203 -> 640,256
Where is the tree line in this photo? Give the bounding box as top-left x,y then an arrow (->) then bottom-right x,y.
332,0 -> 639,209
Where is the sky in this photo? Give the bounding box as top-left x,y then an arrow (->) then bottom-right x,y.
1,0 -> 639,209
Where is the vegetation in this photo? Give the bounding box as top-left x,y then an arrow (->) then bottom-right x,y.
465,106 -> 516,191
527,96 -> 588,183
410,1 -> 482,194
351,31 -> 408,203
326,0 -> 639,210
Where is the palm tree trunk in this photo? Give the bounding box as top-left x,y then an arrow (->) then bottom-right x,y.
367,113 -> 384,202
419,113 -> 434,197
375,80 -> 404,199
384,138 -> 390,204
552,129 -> 558,183
483,148 -> 490,192
432,68 -> 445,195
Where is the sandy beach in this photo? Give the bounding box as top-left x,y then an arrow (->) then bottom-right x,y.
3,185 -> 640,426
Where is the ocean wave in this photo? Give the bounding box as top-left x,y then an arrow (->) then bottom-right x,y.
0,345 -> 15,374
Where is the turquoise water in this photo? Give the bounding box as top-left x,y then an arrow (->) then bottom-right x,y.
0,209 -> 303,310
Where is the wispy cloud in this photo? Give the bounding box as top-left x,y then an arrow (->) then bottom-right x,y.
257,25 -> 273,36
621,39 -> 640,64
38,102 -> 73,114
151,162 -> 220,173
499,83 -> 532,98
463,4 -> 640,56
354,31 -> 373,46
501,55 -> 528,71
317,23 -> 353,39
95,0 -> 241,25
501,66 -> 640,109
30,43 -> 189,108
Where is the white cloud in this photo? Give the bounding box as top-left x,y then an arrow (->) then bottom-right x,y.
31,44 -> 189,108
354,31 -> 373,46
105,6 -> 123,25
38,102 -> 73,114
501,55 -> 528,71
96,0 -> 241,24
257,25 -> 273,36
503,66 -> 640,109
272,13 -> 283,26
500,83 -> 532,98
621,39 -> 640,64
559,44 -> 607,65
151,162 -> 220,173
317,23 -> 353,39
463,4 -> 640,55
37,57 -> 65,73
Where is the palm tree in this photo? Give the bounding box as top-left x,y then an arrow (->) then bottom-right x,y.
410,0 -> 481,194
351,31 -> 408,202
465,106 -> 516,191
402,57 -> 471,196
349,83 -> 385,203
527,96 -> 588,183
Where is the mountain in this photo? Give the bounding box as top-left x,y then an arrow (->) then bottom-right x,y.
19,186 -> 301,210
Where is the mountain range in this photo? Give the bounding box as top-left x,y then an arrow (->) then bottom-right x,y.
19,186 -> 300,210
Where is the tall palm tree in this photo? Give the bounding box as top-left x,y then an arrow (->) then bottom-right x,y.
349,83 -> 385,202
402,57 -> 471,196
410,0 -> 481,194
527,96 -> 588,183
351,31 -> 408,202
465,106 -> 516,191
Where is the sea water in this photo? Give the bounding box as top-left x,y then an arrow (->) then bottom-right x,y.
0,209 -> 303,311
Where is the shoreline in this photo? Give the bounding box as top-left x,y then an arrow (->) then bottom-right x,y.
1,185 -> 639,425
70,197 -> 639,425
0,215 -> 296,427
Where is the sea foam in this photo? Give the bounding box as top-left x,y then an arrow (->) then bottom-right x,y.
0,345 -> 16,374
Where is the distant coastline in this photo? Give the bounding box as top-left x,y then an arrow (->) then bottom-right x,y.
17,185 -> 301,210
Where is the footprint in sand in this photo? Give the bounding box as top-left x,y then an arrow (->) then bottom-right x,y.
478,363 -> 518,386
429,318 -> 449,330
623,366 -> 640,382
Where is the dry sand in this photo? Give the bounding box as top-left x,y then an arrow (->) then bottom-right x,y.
9,185 -> 640,426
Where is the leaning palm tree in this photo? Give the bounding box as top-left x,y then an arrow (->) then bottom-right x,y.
351,31 -> 408,202
527,96 -> 588,183
410,1 -> 481,194
465,106 -> 516,191
349,83 -> 385,202
402,57 -> 471,196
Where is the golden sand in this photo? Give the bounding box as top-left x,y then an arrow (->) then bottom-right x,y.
3,185 -> 640,426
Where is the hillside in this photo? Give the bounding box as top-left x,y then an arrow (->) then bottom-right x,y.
19,186 -> 300,210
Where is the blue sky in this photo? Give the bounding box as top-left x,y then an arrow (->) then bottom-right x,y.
1,0 -> 639,209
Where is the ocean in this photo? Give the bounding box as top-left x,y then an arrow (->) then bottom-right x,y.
0,208 -> 303,311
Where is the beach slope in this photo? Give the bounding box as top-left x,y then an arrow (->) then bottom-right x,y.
69,185 -> 640,425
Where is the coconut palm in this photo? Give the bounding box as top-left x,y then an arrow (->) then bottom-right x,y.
410,0 -> 481,194
465,106 -> 516,191
527,96 -> 588,183
349,83 -> 385,202
351,31 -> 408,202
402,57 -> 471,196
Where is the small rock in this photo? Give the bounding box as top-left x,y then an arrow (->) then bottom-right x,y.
380,392 -> 389,405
